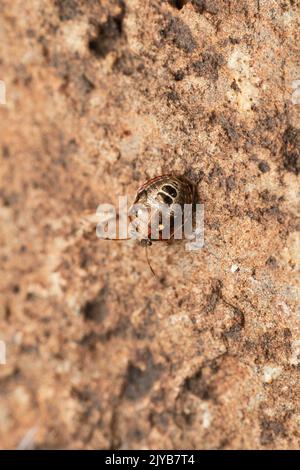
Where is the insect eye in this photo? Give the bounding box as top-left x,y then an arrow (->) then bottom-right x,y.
158,192 -> 173,205
162,185 -> 178,198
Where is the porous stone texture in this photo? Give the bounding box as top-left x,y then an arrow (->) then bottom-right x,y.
0,0 -> 299,450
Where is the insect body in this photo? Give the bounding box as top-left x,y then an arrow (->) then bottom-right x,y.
80,174 -> 197,278
129,175 -> 194,246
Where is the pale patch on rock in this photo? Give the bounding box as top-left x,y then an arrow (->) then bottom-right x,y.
289,340 -> 300,366
263,365 -> 282,383
227,48 -> 259,112
248,392 -> 264,411
291,80 -> 300,105
281,232 -> 300,269
49,271 -> 65,297
13,385 -> 31,408
169,313 -> 192,327
61,20 -> 89,56
230,264 -> 239,273
278,301 -> 291,318
0,80 -> 6,104
17,426 -> 38,450
201,402 -> 212,429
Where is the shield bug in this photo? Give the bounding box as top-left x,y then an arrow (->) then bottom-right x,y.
128,175 -> 196,276
129,174 -> 195,245
81,174 -> 197,277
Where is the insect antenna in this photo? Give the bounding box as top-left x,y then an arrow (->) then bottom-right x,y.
104,237 -> 131,241
145,243 -> 157,278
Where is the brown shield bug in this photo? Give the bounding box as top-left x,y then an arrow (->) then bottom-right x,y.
128,175 -> 196,276
81,174 -> 197,277
129,174 -> 195,245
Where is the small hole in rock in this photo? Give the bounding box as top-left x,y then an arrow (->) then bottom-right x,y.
88,3 -> 125,58
168,0 -> 188,9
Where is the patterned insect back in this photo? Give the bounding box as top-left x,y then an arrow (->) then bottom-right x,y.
129,175 -> 194,244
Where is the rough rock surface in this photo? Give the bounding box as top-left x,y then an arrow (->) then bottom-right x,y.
0,0 -> 299,449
